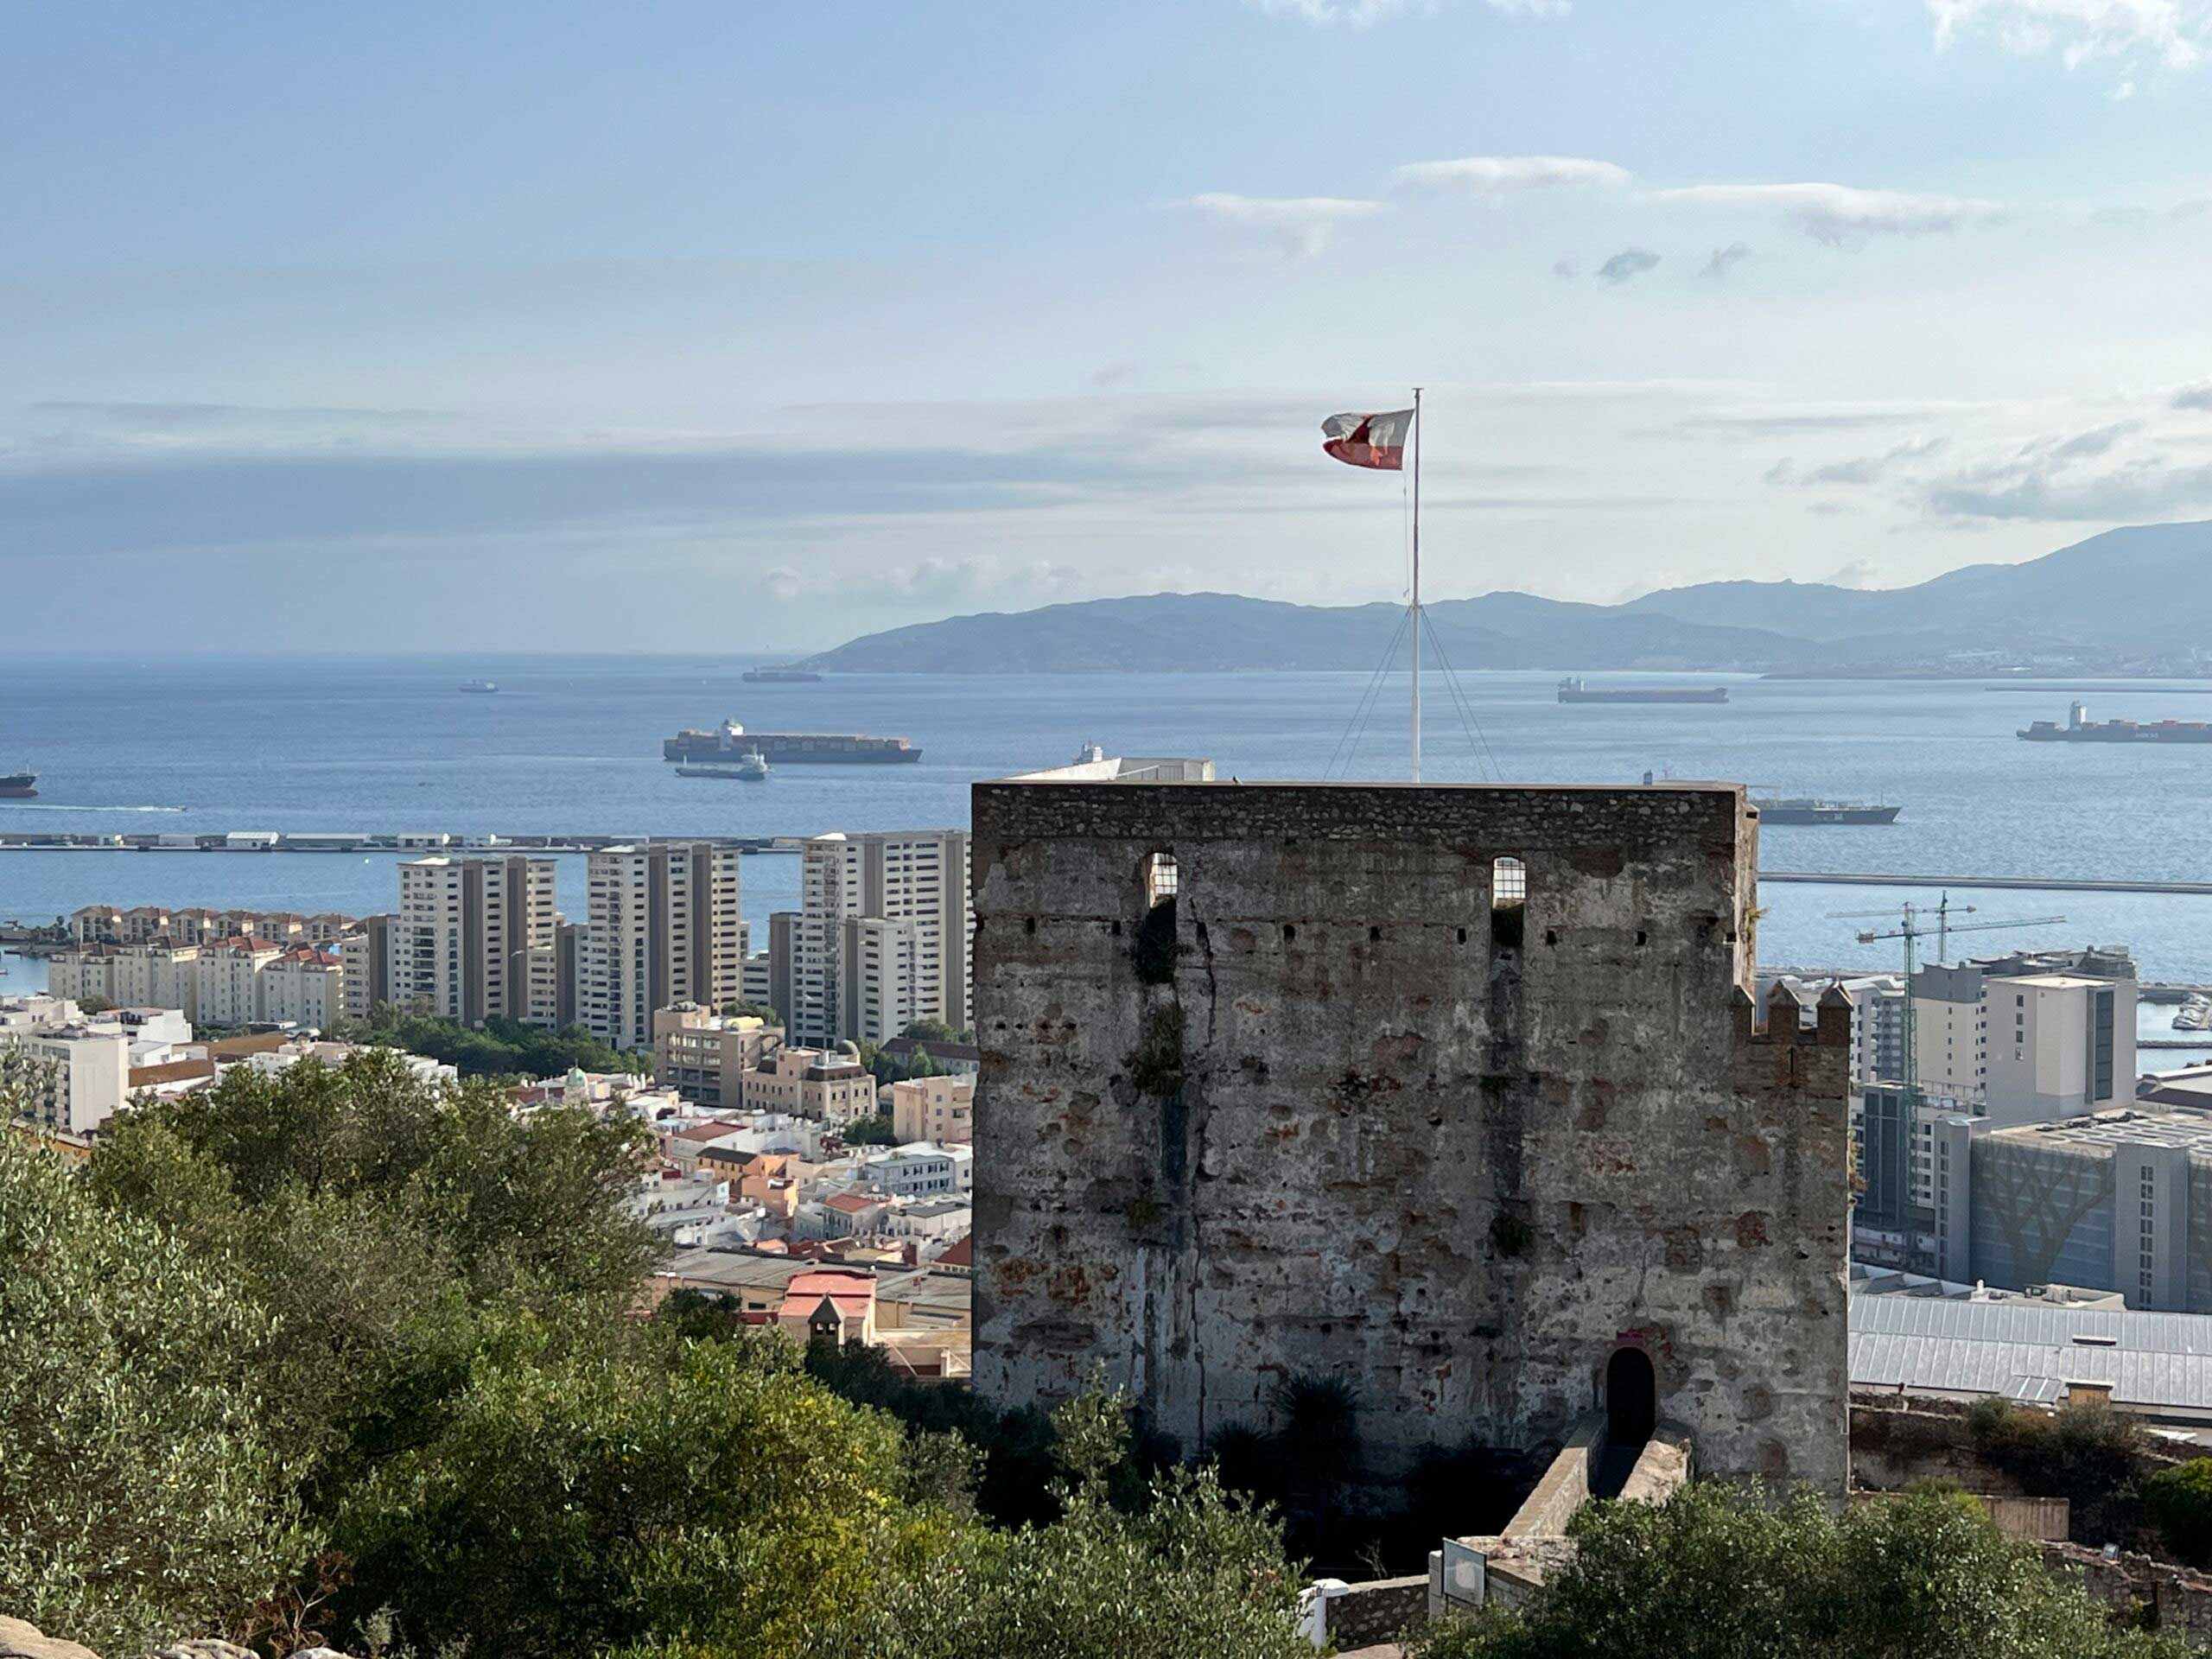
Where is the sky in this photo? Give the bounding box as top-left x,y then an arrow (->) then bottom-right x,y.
8,0 -> 2212,652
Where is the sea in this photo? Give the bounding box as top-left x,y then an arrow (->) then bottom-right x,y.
4,655 -> 2210,1060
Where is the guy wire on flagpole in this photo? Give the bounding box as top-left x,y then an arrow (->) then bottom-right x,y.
1410,385 -> 1422,784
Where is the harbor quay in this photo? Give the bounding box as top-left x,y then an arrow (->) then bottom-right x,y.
0,830 -> 801,855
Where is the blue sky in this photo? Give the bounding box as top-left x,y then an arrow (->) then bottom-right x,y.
9,0 -> 2212,650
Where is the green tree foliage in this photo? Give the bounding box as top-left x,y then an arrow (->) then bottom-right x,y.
1408,1482 -> 2191,1659
2145,1459 -> 2212,1568
721,1001 -> 782,1024
902,1018 -> 957,1045
30,1046 -> 1315,1659
94,1049 -> 661,1304
86,1052 -> 664,1498
1967,1396 -> 2148,1541
0,1131 -> 312,1655
861,1039 -> 943,1085
345,1004 -> 650,1078
841,1112 -> 903,1147
787,1389 -> 1311,1659
343,1327 -> 925,1657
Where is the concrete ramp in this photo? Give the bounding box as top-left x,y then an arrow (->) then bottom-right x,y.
1431,1421 -> 1694,1621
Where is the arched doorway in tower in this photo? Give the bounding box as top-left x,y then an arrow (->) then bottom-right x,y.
1605,1346 -> 1656,1448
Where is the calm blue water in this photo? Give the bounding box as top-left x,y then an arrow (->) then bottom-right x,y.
3,658 -> 2211,1026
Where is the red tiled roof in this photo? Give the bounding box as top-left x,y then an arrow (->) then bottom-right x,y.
824,1192 -> 880,1215
936,1235 -> 974,1268
779,1268 -> 874,1320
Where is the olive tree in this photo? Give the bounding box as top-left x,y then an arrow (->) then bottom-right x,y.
0,1122 -> 311,1653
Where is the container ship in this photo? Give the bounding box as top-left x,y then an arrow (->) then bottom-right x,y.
1559,677 -> 1728,705
2018,702 -> 2212,744
0,772 -> 35,799
664,719 -> 919,764
741,666 -> 823,683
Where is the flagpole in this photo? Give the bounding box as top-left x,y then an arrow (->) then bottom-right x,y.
1410,385 -> 1422,784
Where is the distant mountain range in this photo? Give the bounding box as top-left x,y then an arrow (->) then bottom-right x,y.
802,521 -> 2212,676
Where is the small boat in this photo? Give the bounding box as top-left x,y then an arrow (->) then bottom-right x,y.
458,679 -> 499,694
677,749 -> 771,782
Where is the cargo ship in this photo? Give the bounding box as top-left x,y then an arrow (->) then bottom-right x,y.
741,666 -> 823,683
0,772 -> 35,799
1559,677 -> 1728,705
2018,702 -> 2212,744
664,719 -> 920,764
1751,795 -> 1902,825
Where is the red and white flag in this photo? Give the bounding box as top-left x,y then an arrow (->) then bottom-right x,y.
1321,407 -> 1415,470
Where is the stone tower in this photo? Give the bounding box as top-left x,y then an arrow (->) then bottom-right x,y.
969,777 -> 1850,1494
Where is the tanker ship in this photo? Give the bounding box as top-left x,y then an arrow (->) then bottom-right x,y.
1558,677 -> 1729,705
0,772 -> 35,799
664,719 -> 920,764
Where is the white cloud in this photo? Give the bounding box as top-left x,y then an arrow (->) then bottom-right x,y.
1395,155 -> 1630,194
1248,0 -> 1409,23
764,565 -> 804,600
1928,0 -> 2212,74
1650,181 -> 2007,243
1179,192 -> 1388,257
1768,435 -> 1948,487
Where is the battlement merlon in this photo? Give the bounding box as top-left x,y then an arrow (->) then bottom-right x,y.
1732,982 -> 1857,1048
972,778 -> 1758,990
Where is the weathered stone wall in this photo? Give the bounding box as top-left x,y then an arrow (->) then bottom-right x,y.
971,780 -> 1851,1493
1319,1575 -> 1430,1649
2044,1543 -> 2212,1645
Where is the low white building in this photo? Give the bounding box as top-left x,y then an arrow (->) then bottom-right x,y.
1,996 -> 131,1135
243,1038 -> 456,1088
862,1142 -> 962,1199
886,1196 -> 972,1243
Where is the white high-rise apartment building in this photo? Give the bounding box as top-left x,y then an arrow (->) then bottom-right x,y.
785,830 -> 971,1048
340,917 -> 391,1024
582,842 -> 743,1051
845,916 -> 921,1047
391,856 -> 562,1027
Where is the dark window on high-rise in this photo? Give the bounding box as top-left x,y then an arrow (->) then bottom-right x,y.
2090,988 -> 2114,1100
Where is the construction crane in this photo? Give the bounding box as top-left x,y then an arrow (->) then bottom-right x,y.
1852,903 -> 2068,1166
1827,893 -> 1979,960
1849,911 -> 2070,1247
